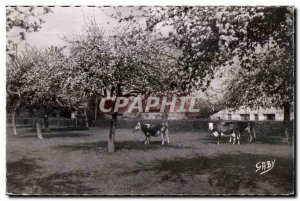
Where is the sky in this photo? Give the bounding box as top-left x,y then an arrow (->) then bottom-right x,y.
7,6 -> 227,101
8,7 -> 127,48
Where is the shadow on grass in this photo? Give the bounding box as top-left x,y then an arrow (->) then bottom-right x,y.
37,171 -> 97,195
30,127 -> 89,132
6,151 -> 294,195
201,134 -> 293,145
19,132 -> 91,139
55,140 -> 190,152
7,158 -> 97,195
7,158 -> 42,194
201,135 -> 251,145
121,153 -> 294,194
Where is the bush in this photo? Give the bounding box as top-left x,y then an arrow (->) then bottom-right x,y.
8,116 -> 294,137
93,119 -> 294,136
253,121 -> 293,137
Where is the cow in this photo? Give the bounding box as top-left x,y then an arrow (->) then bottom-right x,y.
134,122 -> 169,145
208,121 -> 256,145
244,122 -> 256,143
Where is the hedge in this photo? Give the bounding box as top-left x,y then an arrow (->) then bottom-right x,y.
7,117 -> 294,136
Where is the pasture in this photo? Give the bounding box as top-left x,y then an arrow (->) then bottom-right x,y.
6,127 -> 294,195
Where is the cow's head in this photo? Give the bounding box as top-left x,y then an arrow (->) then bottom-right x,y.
208,122 -> 214,131
133,122 -> 141,133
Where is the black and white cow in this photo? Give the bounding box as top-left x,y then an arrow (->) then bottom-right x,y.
208,121 -> 256,145
134,122 -> 169,145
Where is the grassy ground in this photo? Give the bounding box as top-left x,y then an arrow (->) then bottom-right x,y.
6,127 -> 294,195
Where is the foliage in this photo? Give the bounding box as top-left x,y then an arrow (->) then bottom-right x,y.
6,6 -> 52,58
7,46 -> 68,112
65,17 -> 180,105
223,7 -> 294,112
224,48 -> 294,110
6,6 -> 294,120
118,6 -> 294,111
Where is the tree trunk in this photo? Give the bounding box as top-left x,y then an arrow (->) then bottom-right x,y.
9,90 -> 21,135
31,116 -> 35,129
36,119 -> 43,140
12,111 -> 17,135
282,102 -> 291,144
43,114 -> 49,132
94,97 -> 98,121
11,99 -> 20,135
84,109 -> 89,128
108,113 -> 117,152
107,85 -> 121,152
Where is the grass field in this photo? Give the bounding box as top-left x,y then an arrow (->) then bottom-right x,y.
6,127 -> 294,195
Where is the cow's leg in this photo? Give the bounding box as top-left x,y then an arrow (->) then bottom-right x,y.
145,133 -> 150,144
237,134 -> 241,145
164,128 -> 170,144
147,136 -> 150,144
161,132 -> 165,145
229,134 -> 232,143
232,134 -> 236,145
217,132 -> 220,145
246,131 -> 251,143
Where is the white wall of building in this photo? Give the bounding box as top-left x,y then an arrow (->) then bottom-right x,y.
210,107 -> 294,121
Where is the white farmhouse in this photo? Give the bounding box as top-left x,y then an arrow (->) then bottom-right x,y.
210,107 -> 294,121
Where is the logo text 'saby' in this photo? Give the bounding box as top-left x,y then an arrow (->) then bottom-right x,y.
99,96 -> 200,113
256,159 -> 276,175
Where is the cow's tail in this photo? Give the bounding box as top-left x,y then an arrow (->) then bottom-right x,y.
252,128 -> 257,139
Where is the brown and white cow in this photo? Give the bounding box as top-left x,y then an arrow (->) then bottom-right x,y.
134,122 -> 169,145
